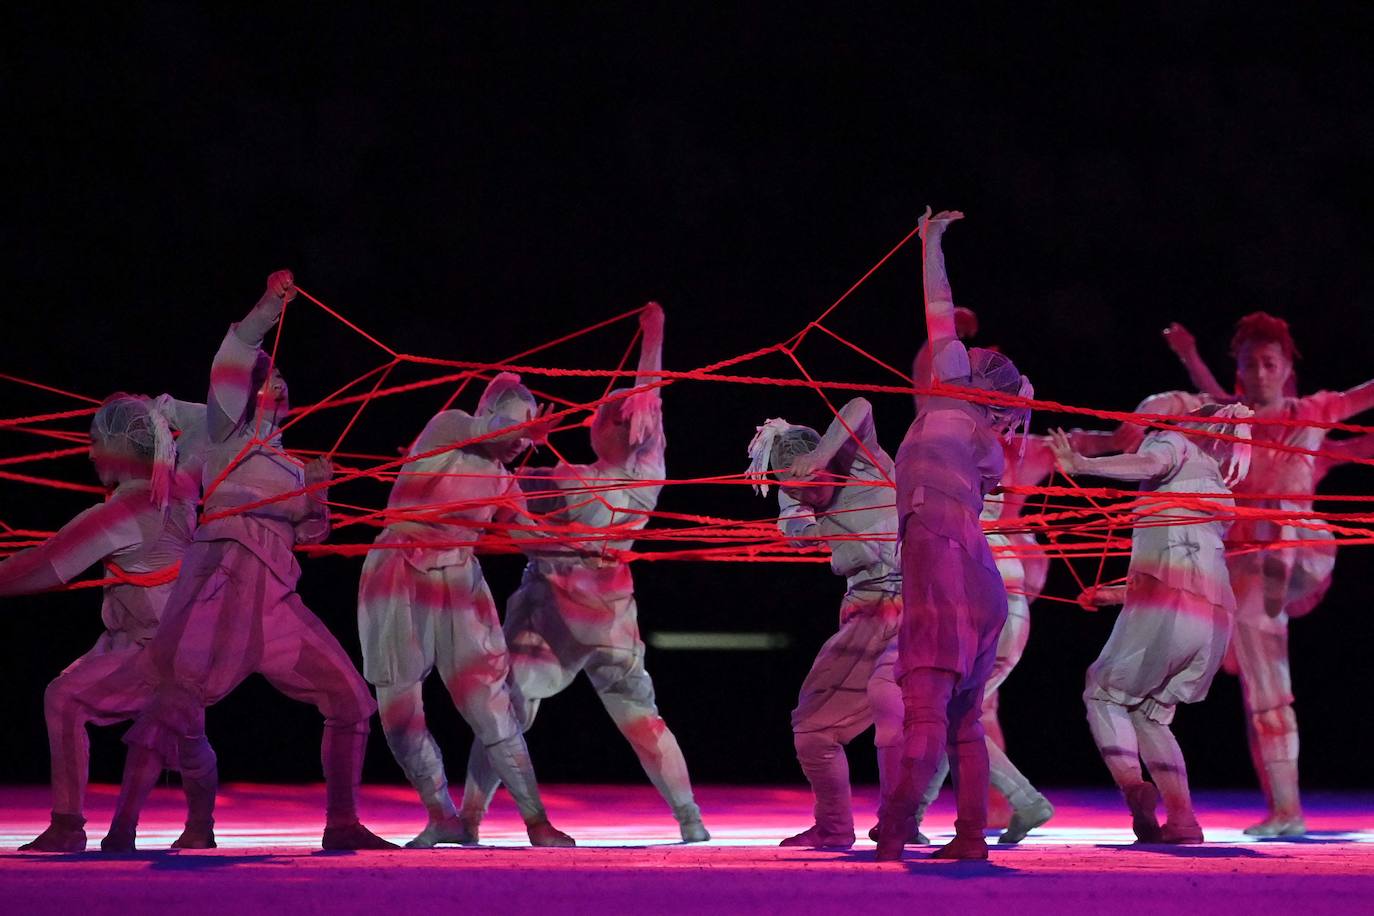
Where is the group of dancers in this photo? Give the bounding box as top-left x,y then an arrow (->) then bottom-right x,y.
2,208 -> 1370,859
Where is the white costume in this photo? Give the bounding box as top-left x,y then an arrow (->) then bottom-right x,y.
123,278 -> 392,850
1064,412 -> 1249,844
460,305 -> 708,842
749,406 -> 903,849
1,395 -> 217,853
359,381 -> 572,847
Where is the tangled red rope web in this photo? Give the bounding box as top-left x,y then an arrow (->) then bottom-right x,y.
4,219 -> 1374,606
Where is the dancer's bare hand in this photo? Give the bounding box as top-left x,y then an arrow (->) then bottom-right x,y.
784,451 -> 825,482
1077,584 -> 1125,610
1048,428 -> 1078,474
266,269 -> 297,303
918,206 -> 964,240
524,403 -> 558,445
1163,322 -> 1197,359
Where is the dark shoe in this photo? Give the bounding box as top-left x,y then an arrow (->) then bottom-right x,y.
171,820 -> 217,849
322,822 -> 399,850
527,819 -> 576,847
1161,817 -> 1204,844
779,824 -> 856,849
1125,783 -> 1164,844
100,825 -> 137,853
932,833 -> 989,859
19,815 -> 87,853
868,822 -> 930,845
873,815 -> 913,861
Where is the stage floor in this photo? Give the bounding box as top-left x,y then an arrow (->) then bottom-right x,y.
2,784 -> 1371,915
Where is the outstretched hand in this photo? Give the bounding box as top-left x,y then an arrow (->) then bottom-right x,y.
1077,584 -> 1125,610
1048,428 -> 1079,474
267,269 -> 297,303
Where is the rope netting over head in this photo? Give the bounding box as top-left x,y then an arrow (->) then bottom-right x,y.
4,218 -> 1374,605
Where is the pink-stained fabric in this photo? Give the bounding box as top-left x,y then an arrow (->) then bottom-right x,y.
139,539 -> 375,726
0,478 -> 198,817
896,504 -> 1007,688
790,597 -> 901,743
464,392 -> 701,824
1085,431 -> 1236,722
358,409 -> 522,697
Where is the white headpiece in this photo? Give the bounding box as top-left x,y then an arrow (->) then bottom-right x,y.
746,418 -> 813,496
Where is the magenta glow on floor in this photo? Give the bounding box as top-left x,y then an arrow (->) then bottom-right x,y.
2,784 -> 1371,915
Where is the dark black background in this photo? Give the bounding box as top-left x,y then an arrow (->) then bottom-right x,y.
3,3 -> 1372,794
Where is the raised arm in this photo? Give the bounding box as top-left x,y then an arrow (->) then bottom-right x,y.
919,208 -> 972,383
1163,323 -> 1233,401
207,270 -> 294,442
785,398 -> 877,482
624,303 -> 666,449
1048,429 -> 1172,482
636,302 -> 664,388
0,498 -> 146,597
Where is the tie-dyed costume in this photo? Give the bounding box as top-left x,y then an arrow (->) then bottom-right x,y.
1079,429 -> 1237,843
126,291 -> 380,844
460,390 -> 705,838
359,408 -> 564,844
778,434 -> 903,847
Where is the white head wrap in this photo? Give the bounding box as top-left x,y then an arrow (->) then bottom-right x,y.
91,394 -> 178,510
1183,403 -> 1254,488
746,418 -> 820,496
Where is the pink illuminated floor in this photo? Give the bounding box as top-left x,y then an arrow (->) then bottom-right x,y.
2,784 -> 1371,915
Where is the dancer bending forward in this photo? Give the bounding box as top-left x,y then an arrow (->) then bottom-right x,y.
359,374 -> 573,848
746,398 -> 904,849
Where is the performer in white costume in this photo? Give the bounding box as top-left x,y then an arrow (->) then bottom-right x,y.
460,304 -> 709,843
876,209 -> 1033,861
123,271 -> 394,850
1161,315 -> 1374,835
745,399 -> 904,849
2,395 -> 217,852
359,374 -> 573,848
1051,403 -> 1253,843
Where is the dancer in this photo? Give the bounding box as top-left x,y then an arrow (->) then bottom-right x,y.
2,394 -> 217,852
910,430 -> 1088,844
359,374 -> 573,848
745,399 -> 904,849
1162,314 -> 1374,835
1050,403 -> 1254,843
459,303 -> 710,843
122,270 -> 394,850
874,208 -> 1033,861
